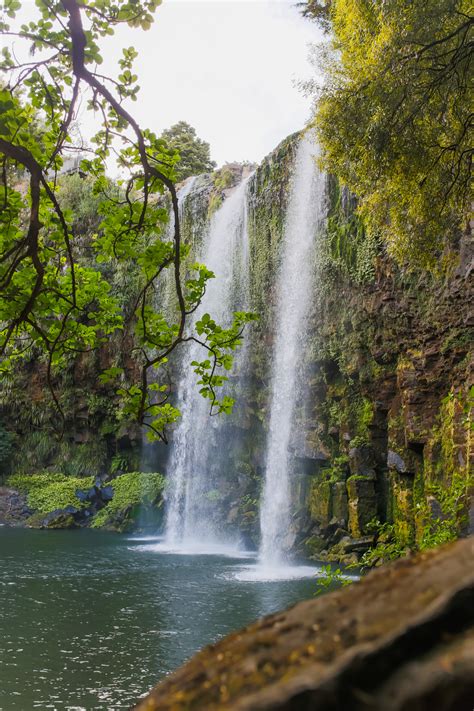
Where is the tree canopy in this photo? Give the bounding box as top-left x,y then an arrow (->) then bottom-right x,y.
161,121 -> 216,182
0,0 -> 254,441
305,0 -> 472,268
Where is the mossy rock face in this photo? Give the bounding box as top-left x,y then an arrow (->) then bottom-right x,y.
304,534 -> 327,556
348,445 -> 377,478
309,480 -> 332,527
0,486 -> 31,525
331,481 -> 348,525
1,132 -> 472,562
27,508 -> 77,529
390,472 -> 415,547
347,476 -> 377,537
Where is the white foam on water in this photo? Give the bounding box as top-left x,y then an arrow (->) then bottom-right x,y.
229,563 -> 321,583
125,535 -> 162,542
131,539 -> 254,559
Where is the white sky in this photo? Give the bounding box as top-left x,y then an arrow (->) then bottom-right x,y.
5,0 -> 322,167
101,0 -> 322,166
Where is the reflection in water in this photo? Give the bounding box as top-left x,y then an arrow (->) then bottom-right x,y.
0,529 -> 318,710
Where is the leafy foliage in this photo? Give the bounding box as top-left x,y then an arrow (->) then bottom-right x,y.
300,0 -> 332,31
8,472 -> 93,512
318,564 -> 354,590
305,0 -> 472,268
0,0 -> 254,442
358,520 -> 408,569
91,471 -> 164,527
160,121 -> 216,182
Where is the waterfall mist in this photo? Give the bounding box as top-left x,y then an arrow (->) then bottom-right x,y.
259,135 -> 325,567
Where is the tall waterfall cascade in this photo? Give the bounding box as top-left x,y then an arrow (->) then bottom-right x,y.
164,175 -> 252,548
259,135 -> 325,567
160,134 -> 324,574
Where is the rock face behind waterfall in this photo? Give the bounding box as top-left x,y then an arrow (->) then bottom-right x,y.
134,537 -> 474,711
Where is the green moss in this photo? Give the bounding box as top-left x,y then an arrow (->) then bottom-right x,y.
347,474 -> 372,483
391,473 -> 415,547
309,480 -> 332,525
304,534 -> 327,556
91,471 -> 165,528
325,176 -> 380,285
349,397 -> 374,441
323,455 -> 349,482
7,472 -> 94,513
207,192 -> 223,217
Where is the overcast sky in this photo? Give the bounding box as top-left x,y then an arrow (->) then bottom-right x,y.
96,0 -> 322,166
9,0 -> 322,167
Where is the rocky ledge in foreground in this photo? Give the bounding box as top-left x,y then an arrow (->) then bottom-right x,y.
134,537 -> 474,711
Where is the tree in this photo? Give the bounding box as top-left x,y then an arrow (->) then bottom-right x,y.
161,121 -> 216,182
304,0 -> 472,268
299,0 -> 332,31
0,0 -> 255,442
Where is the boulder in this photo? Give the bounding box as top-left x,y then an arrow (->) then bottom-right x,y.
101,485 -> 114,502
31,508 -> 77,529
134,537 -> 474,711
387,449 -> 408,473
75,484 -> 114,510
348,445 -> 377,477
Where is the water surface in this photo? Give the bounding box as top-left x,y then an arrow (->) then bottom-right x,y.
0,529 -> 318,710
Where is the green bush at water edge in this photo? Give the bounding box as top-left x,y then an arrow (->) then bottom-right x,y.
7,472 -> 165,529
91,472 -> 165,528
7,473 -> 94,513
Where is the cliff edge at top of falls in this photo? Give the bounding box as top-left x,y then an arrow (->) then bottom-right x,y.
134,536 -> 474,711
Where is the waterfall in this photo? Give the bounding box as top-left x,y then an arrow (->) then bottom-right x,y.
164,175 -> 252,547
259,135 -> 325,566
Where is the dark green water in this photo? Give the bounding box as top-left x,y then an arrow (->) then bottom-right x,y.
0,528 -> 318,710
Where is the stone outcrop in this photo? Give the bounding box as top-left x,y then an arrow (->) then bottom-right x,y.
134,537 -> 474,711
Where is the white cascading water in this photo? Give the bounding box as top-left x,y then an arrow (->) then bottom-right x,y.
165,174 -> 252,548
259,135 -> 325,567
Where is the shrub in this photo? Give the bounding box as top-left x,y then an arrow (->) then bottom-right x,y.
91,472 -> 165,528
7,472 -> 93,513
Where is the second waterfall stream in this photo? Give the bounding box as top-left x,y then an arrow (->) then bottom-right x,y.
160,134 -> 325,576
258,136 -> 324,569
